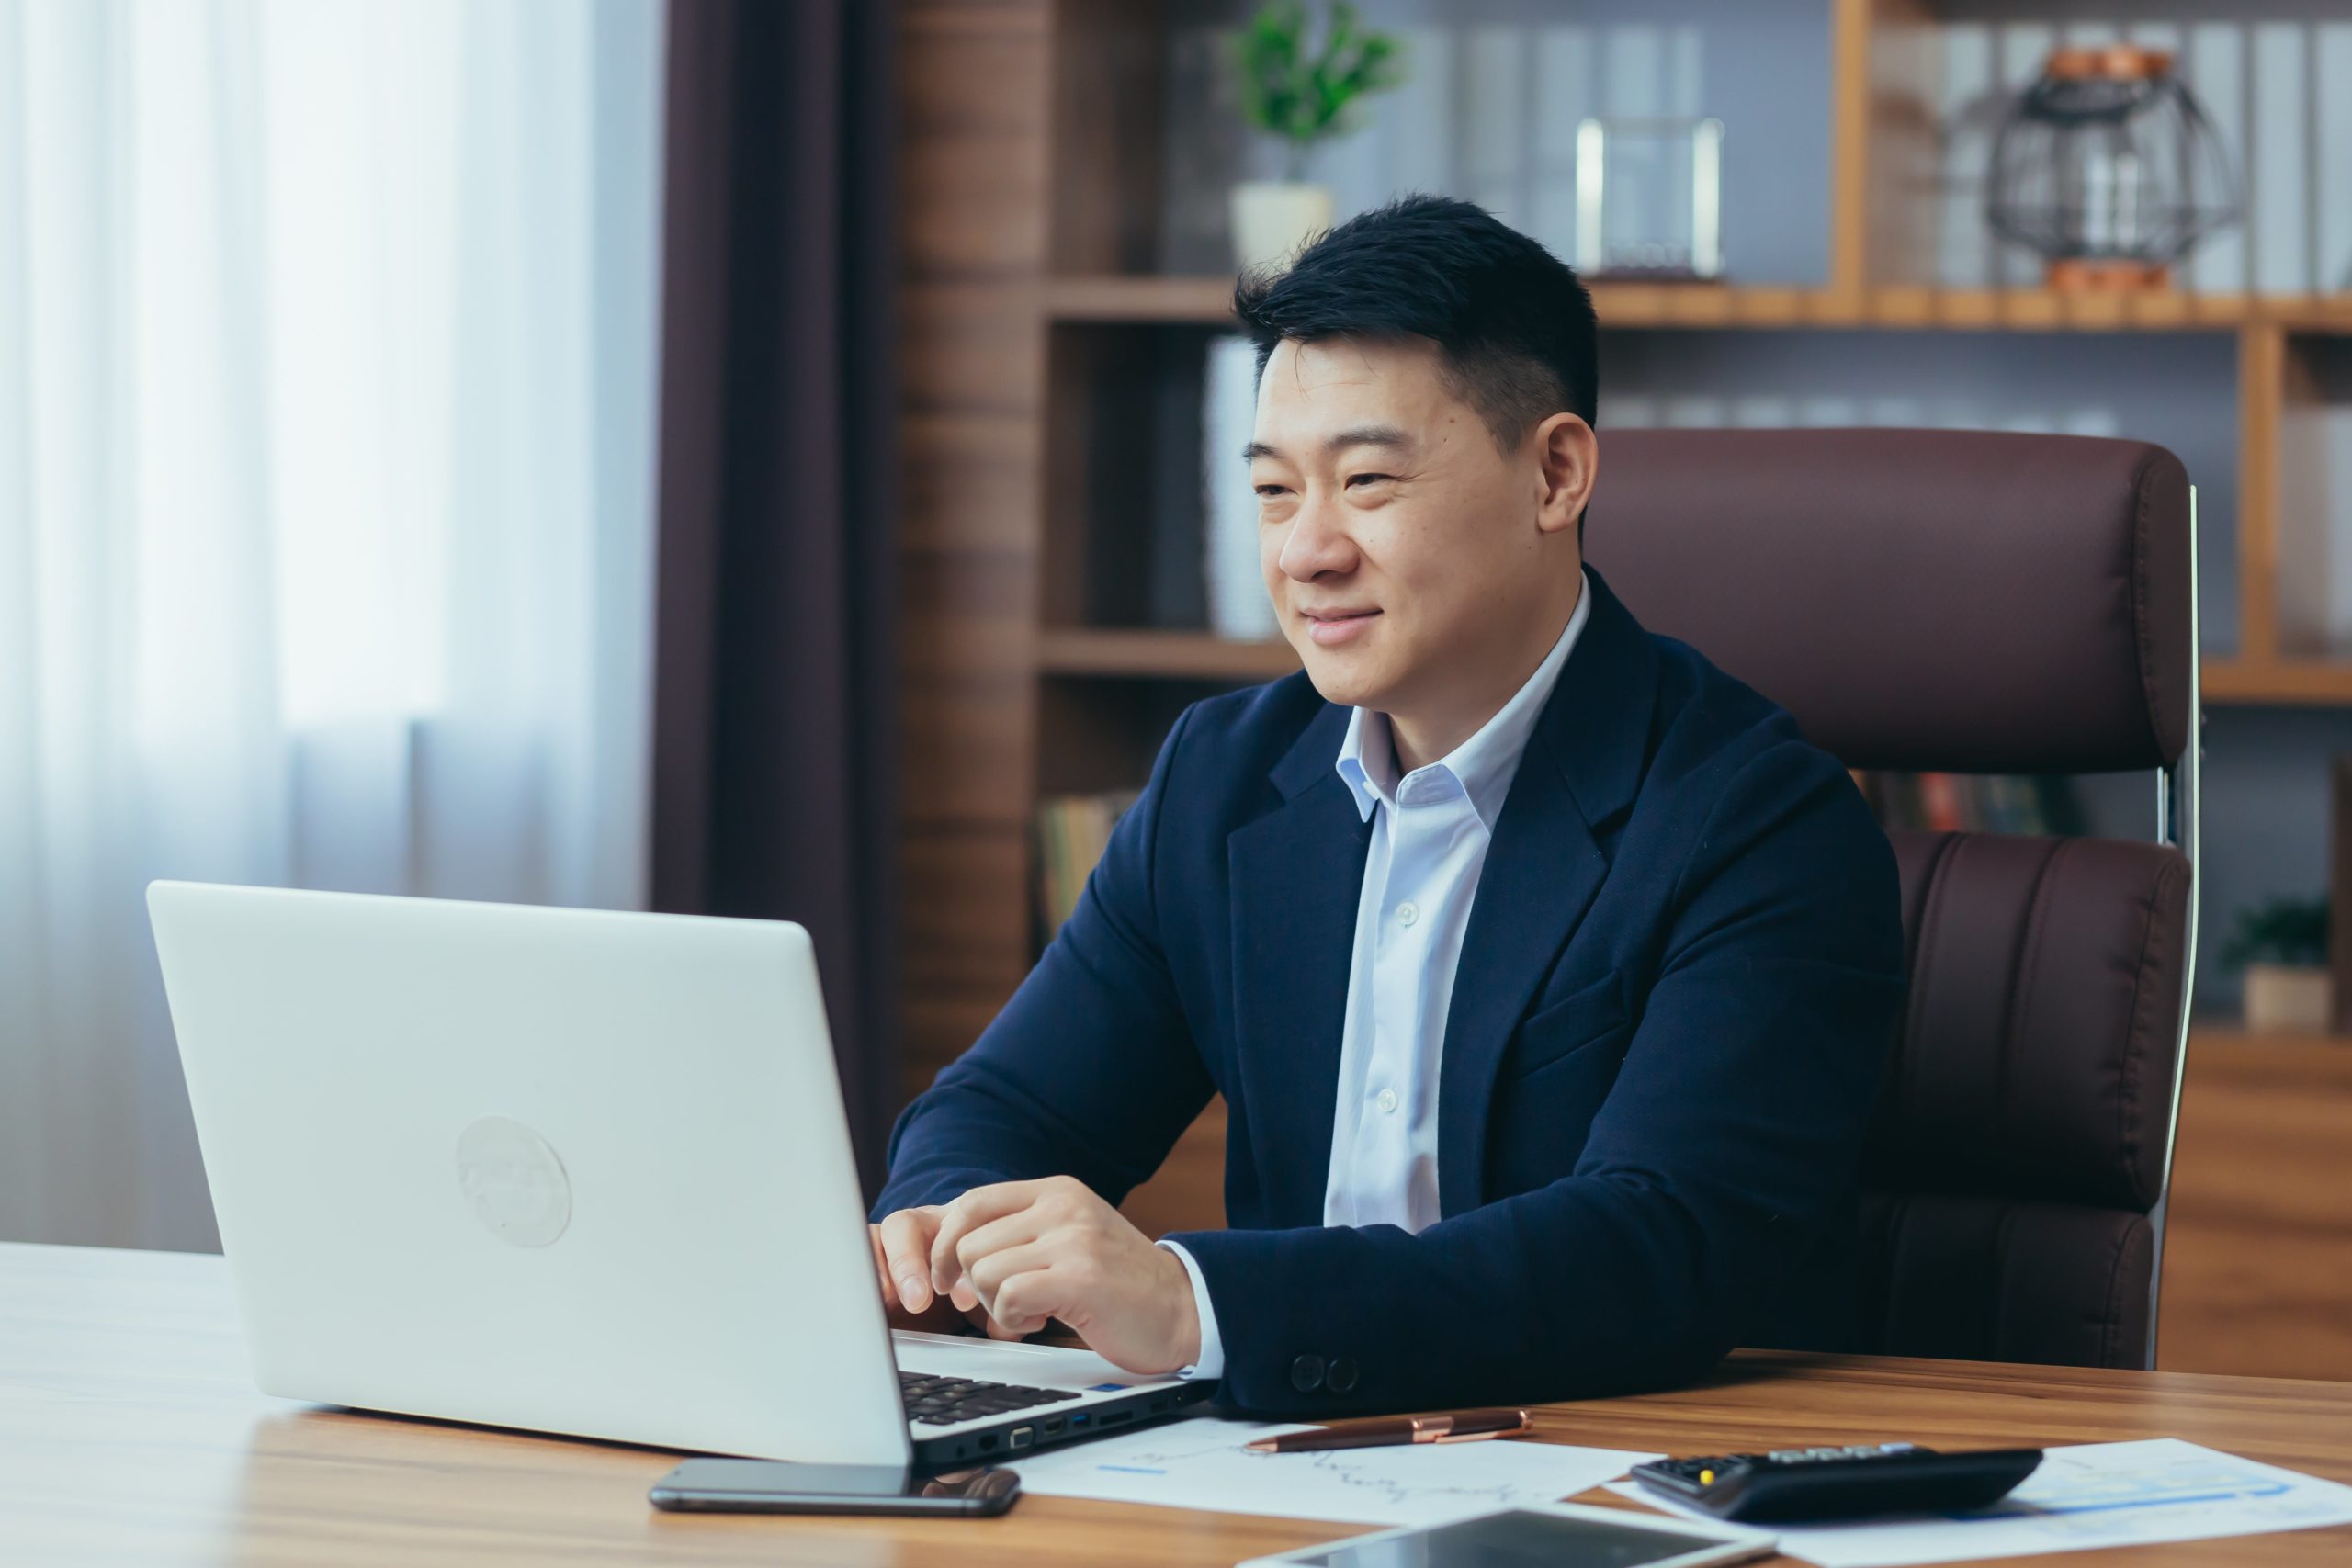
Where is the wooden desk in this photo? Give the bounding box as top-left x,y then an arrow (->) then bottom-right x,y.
5,1244 -> 2349,1565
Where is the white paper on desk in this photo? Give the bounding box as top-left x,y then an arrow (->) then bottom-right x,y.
1607,1438 -> 2352,1567
1010,1416 -> 1659,1527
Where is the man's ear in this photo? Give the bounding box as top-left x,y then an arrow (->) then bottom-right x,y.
1533,412 -> 1598,537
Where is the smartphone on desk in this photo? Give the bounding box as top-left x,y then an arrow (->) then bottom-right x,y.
650,1458 -> 1020,1517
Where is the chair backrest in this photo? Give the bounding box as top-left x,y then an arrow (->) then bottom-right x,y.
1587,428 -> 2196,1369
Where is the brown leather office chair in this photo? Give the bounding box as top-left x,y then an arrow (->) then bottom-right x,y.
1589,428 -> 2199,1371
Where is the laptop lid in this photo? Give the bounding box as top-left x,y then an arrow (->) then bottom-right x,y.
147,881 -> 910,1466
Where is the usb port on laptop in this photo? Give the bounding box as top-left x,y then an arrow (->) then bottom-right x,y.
1010,1427 -> 1035,1450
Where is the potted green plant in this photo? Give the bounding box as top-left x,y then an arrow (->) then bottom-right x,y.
1227,2 -> 1404,271
2222,896 -> 2332,1034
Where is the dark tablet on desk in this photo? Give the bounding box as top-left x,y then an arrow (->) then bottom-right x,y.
1238,1502 -> 1777,1568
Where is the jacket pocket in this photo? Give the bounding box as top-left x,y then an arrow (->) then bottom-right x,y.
1504,971 -> 1631,1081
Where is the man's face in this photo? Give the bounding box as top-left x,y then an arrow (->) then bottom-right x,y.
1249,335 -> 1577,718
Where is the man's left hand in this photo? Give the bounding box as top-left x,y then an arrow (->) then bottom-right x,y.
926,1176 -> 1201,1374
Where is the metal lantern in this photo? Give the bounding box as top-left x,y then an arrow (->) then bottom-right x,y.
1985,45 -> 2239,290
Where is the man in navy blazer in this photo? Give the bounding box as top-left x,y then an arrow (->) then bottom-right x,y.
871,196 -> 1905,1416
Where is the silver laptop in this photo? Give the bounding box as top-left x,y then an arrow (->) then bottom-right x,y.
147,882 -> 1212,1468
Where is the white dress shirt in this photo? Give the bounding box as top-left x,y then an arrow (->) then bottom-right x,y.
1162,573 -> 1592,1380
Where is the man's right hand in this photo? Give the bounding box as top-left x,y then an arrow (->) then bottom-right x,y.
871,1207 -> 1021,1337
874,1205 -> 946,1314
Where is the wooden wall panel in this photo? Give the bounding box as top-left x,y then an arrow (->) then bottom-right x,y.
899,6 -> 1050,276
899,415 -> 1036,555
902,287 -> 1042,412
898,1 -> 1054,1100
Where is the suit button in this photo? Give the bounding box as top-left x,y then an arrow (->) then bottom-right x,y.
1327,1358 -> 1360,1394
1290,1354 -> 1326,1393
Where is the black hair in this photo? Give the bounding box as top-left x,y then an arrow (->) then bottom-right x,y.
1232,193 -> 1598,451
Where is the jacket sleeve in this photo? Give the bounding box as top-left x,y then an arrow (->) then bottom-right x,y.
1167,739 -> 1905,1413
873,705 -> 1216,1219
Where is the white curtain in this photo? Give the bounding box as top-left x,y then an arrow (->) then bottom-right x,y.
0,0 -> 667,1251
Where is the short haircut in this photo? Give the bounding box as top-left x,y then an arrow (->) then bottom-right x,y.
1232,193 -> 1598,452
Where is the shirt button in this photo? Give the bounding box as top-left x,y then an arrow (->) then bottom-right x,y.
1396,901 -> 1419,926
1375,1088 -> 1399,1114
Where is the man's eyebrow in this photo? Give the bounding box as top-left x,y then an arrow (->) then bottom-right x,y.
1240,425 -> 1415,463
1323,423 -> 1412,456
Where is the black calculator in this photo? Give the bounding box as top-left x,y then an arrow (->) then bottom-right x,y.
1631,1442 -> 2044,1523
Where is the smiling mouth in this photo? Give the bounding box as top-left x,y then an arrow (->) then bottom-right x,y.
1300,607 -> 1380,646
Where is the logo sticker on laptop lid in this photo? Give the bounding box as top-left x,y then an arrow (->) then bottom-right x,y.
457,1115 -> 572,1248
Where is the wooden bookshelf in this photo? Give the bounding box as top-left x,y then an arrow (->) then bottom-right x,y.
2202,661 -> 2352,706
1042,274 -> 1237,323
1033,648 -> 2352,707
1046,276 -> 2352,335
1038,628 -> 1296,682
1038,632 -> 2352,707
1034,647 -> 2352,706
899,0 -> 2352,1112
898,0 -> 2352,1381
1855,288 -> 2352,334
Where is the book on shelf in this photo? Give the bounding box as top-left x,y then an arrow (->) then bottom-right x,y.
1850,771 -> 2084,836
1035,789 -> 1141,937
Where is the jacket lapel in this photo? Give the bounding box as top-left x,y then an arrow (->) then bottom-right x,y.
1228,701 -> 1369,1226
1436,570 -> 1661,1214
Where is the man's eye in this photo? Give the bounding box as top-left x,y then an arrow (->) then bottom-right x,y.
1254,483 -> 1290,498
1346,473 -> 1394,488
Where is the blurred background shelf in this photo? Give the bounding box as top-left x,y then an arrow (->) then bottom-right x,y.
1038,645 -> 2352,703
1044,275 -> 1239,322
908,0 -> 2352,1064
1038,628 -> 1296,681
900,0 -> 2352,1381
2202,661 -> 2352,705
1046,276 -> 2352,334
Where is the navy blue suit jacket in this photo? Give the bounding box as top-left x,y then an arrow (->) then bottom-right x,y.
877,570 -> 1905,1415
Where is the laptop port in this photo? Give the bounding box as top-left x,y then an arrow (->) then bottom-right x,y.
1040,1417 -> 1066,1438
1010,1427 -> 1034,1450
1069,1413 -> 1091,1428
1102,1411 -> 1132,1427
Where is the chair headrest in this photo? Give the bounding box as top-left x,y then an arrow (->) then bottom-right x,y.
1586,429 -> 2192,773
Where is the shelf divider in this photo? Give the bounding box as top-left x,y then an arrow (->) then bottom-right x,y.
1042,276 -> 2352,334
1037,627 -> 1300,682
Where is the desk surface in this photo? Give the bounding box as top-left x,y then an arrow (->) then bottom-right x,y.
6,1243 -> 2349,1566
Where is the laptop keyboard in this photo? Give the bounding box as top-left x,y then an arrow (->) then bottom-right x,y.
899,1370 -> 1085,1427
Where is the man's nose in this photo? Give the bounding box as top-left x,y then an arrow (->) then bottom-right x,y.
1278,491 -> 1354,581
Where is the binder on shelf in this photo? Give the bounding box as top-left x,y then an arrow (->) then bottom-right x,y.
1855,771 -> 2079,837
1035,790 -> 1142,937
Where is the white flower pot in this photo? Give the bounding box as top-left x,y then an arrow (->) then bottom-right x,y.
1230,181 -> 1334,273
2243,963 -> 2333,1035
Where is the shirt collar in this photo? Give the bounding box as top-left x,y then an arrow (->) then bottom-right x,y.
1334,570 -> 1591,829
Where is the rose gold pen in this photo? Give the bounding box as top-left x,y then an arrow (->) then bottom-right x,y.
1243,1409 -> 1534,1454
